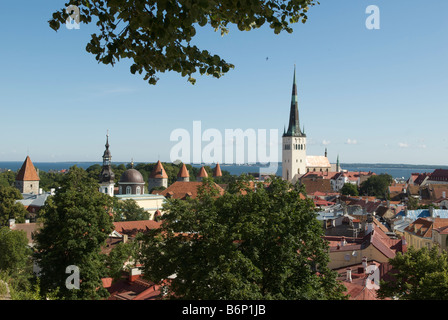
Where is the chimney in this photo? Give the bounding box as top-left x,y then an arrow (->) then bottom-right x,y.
362,256 -> 367,268
346,268 -> 352,282
430,206 -> 435,218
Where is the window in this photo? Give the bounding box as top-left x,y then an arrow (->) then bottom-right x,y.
136,186 -> 141,195
105,187 -> 108,194
126,186 -> 131,194
119,186 -> 122,194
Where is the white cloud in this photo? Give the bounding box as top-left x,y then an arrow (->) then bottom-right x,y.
398,142 -> 409,148
418,144 -> 427,149
346,139 -> 358,145
322,140 -> 331,146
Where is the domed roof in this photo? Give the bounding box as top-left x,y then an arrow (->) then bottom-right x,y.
119,168 -> 144,184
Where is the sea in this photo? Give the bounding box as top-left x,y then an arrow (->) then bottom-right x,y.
1,161 -> 447,180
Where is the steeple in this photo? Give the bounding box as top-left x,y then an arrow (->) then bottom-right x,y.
284,65 -> 305,138
100,132 -> 115,184
99,131 -> 115,196
103,130 -> 112,166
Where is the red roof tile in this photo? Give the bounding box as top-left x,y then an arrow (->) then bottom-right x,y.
113,220 -> 161,236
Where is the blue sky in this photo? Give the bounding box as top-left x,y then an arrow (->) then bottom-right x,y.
0,0 -> 447,165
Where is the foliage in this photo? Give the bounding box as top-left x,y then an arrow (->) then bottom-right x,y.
38,171 -> 67,191
359,174 -> 393,199
377,246 -> 448,300
112,198 -> 149,221
105,240 -> 140,281
49,0 -> 318,85
340,183 -> 359,196
0,186 -> 29,227
139,176 -> 346,300
34,166 -> 114,300
0,227 -> 32,275
0,171 -> 16,188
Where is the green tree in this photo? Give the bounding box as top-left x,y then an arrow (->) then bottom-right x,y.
0,227 -> 37,300
0,227 -> 32,276
0,170 -> 16,187
377,246 -> 448,300
38,171 -> 67,191
112,198 -> 149,221
0,186 -> 29,227
34,166 -> 114,300
105,240 -> 140,281
139,176 -> 346,300
359,174 -> 393,199
340,183 -> 359,196
49,0 -> 318,85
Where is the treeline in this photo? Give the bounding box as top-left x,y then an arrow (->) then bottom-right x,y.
0,162 -> 238,193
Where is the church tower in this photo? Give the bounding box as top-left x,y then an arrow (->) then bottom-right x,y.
99,131 -> 115,197
282,66 -> 307,183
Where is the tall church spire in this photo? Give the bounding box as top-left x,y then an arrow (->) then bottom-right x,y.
100,131 -> 115,184
284,65 -> 305,137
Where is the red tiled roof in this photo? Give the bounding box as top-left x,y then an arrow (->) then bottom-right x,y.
113,220 -> 161,236
149,161 -> 168,179
405,218 -> 448,239
155,181 -> 224,200
429,169 -> 448,181
301,171 -> 339,180
106,276 -> 162,300
16,156 -> 40,181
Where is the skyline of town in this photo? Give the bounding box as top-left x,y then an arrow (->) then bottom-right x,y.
0,1 -> 447,166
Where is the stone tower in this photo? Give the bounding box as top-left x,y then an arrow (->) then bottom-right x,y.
15,156 -> 40,194
148,160 -> 168,191
177,163 -> 190,182
282,66 -> 307,183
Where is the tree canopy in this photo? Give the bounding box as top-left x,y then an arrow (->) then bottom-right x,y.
377,246 -> 448,300
359,174 -> 393,199
34,166 -> 114,300
0,186 -> 28,227
139,176 -> 346,300
340,183 -> 359,197
49,0 -> 318,85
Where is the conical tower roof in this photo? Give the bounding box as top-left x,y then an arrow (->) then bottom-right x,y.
150,160 -> 168,179
284,65 -> 305,138
16,156 -> 40,181
177,163 -> 190,178
213,163 -> 222,177
197,166 -> 208,178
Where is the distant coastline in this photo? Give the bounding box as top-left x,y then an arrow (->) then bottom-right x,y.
1,161 -> 447,179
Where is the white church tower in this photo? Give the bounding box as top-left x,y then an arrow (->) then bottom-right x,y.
282,66 -> 307,183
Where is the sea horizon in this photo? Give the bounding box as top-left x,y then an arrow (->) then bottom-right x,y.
1,161 -> 447,179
